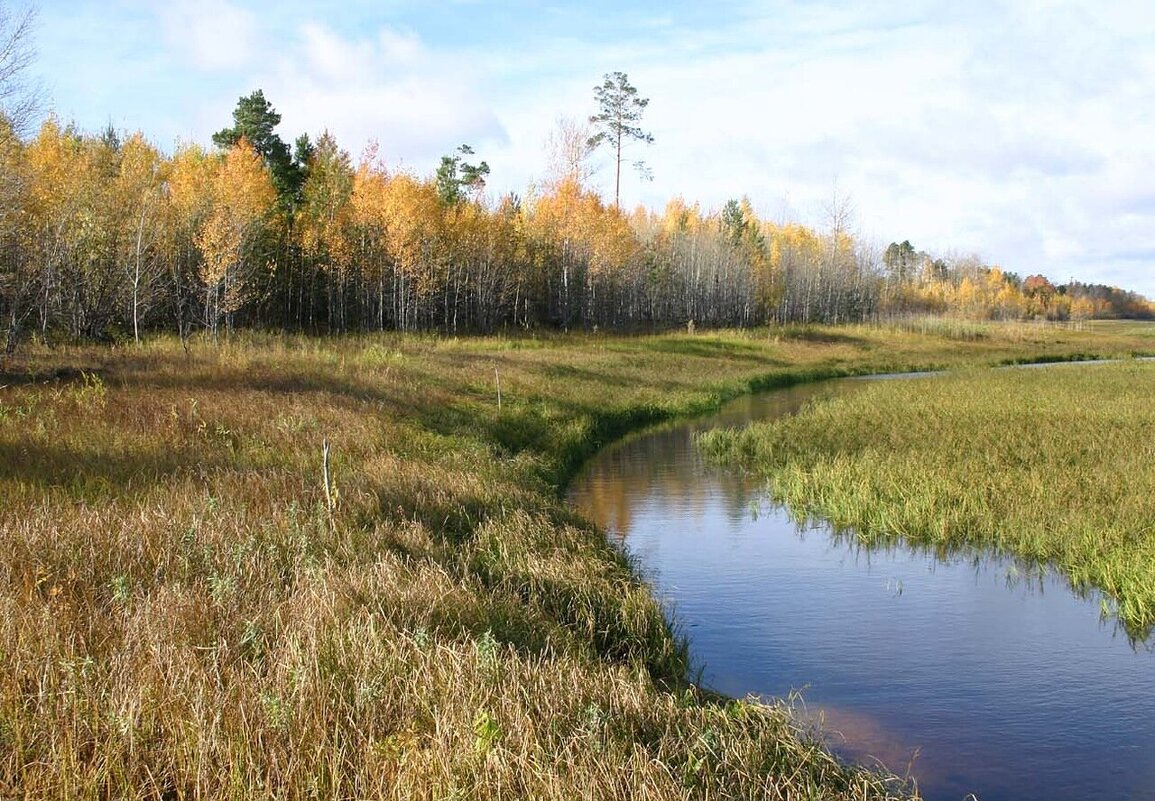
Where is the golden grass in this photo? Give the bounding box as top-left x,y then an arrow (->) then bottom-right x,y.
1,323 -> 1152,798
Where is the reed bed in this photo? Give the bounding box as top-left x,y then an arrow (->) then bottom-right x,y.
700,360 -> 1155,636
1,323 -> 1151,799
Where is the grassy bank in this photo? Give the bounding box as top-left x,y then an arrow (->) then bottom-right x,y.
700,358 -> 1155,637
1,321 -> 1152,799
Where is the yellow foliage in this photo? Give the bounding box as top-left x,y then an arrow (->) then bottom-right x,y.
1070,295 -> 1098,320
194,139 -> 276,317
381,172 -> 443,296
529,177 -> 639,280
765,223 -> 822,272
659,197 -> 703,236
299,134 -> 355,278
167,143 -> 217,234
24,120 -> 88,240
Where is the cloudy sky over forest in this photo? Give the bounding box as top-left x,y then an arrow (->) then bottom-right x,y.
30,0 -> 1155,296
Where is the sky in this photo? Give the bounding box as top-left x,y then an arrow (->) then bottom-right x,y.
22,0 -> 1155,297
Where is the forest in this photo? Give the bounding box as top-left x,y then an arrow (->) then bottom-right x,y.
1,88 -> 1152,355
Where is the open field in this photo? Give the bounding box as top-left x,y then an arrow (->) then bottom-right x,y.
2,321 -> 1153,799
700,356 -> 1155,637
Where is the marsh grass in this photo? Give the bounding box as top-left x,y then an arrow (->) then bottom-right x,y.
700,360 -> 1155,637
1,323 -> 1152,798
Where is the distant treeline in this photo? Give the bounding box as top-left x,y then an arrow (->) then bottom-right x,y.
1,94 -> 1150,351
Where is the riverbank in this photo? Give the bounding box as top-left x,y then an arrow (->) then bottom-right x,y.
2,321 -> 1152,798
699,357 -> 1155,637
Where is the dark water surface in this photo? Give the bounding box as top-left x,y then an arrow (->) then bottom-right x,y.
567,380 -> 1155,801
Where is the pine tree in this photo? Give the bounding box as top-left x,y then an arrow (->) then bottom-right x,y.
588,72 -> 653,208
213,90 -> 304,206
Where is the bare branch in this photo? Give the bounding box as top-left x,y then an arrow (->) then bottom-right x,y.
544,115 -> 597,188
0,1 -> 42,134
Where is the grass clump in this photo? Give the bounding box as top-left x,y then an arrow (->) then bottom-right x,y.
1,323 -> 1153,798
700,360 -> 1155,637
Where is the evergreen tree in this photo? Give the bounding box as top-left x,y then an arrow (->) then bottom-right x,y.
435,144 -> 489,206
588,72 -> 653,208
213,90 -> 305,206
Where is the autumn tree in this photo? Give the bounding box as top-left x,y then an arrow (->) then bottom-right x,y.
347,148 -> 392,330
196,139 -> 276,336
113,133 -> 166,342
0,112 -> 29,353
213,90 -> 305,206
528,176 -> 641,328
379,171 -> 443,331
1022,274 -> 1057,318
166,143 -> 217,341
766,222 -> 827,324
1065,281 -> 1153,319
528,177 -> 588,327
21,119 -> 119,341
298,131 -> 355,331
588,71 -> 653,208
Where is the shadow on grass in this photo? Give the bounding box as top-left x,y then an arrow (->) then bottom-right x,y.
0,440 -> 228,495
0,365 -> 106,387
777,326 -> 871,346
637,336 -> 782,362
133,368 -> 388,401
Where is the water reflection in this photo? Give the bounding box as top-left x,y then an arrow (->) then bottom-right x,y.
568,379 -> 1155,801
793,704 -> 922,786
577,383 -> 840,542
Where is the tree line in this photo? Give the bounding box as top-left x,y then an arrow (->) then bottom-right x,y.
1,89 -> 1150,354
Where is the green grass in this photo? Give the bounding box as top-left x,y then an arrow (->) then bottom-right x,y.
1,323 -> 1153,799
699,360 -> 1155,637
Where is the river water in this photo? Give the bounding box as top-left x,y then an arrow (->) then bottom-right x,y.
567,379 -> 1155,801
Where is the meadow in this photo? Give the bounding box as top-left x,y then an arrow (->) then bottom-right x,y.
1,320 -> 1152,799
700,355 -> 1155,636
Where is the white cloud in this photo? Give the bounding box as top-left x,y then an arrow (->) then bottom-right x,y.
540,0 -> 1155,295
159,0 -> 260,72
242,21 -> 505,169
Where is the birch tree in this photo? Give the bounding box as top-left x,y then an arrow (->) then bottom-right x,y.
0,112 -> 29,353
544,116 -> 596,188
195,139 -> 276,336
106,133 -> 165,342
298,131 -> 354,331
166,143 -> 217,341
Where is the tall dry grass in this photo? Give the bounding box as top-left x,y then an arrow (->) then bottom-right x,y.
1,323 -> 1152,798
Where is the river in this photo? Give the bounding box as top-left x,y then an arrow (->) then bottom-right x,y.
567,377 -> 1155,801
